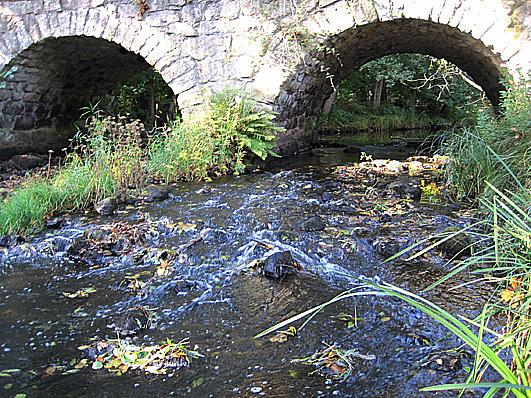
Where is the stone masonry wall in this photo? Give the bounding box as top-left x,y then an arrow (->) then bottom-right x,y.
0,0 -> 529,157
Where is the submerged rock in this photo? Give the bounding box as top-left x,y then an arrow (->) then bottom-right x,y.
302,216 -> 326,232
0,235 -> 23,247
437,226 -> 472,259
9,154 -> 46,170
84,226 -> 113,241
115,306 -> 152,336
95,197 -> 117,215
263,251 -> 298,279
44,216 -> 65,229
388,180 -> 421,200
343,146 -> 361,154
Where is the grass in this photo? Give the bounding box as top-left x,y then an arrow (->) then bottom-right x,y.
148,89 -> 281,182
440,76 -> 530,202
0,112 -> 141,235
321,104 -> 446,133
257,77 -> 531,395
0,89 -> 282,236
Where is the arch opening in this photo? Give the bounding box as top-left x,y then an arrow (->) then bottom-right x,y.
274,18 -> 505,150
319,53 -> 487,136
0,36 -> 175,158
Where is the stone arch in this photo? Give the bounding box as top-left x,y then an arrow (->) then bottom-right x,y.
255,0 -> 530,153
0,5 -> 200,157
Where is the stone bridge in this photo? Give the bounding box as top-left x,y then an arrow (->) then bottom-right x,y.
0,0 -> 529,157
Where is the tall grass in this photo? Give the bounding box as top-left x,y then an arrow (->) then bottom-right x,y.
441,76 -> 530,202
0,109 -> 146,235
0,89 -> 282,236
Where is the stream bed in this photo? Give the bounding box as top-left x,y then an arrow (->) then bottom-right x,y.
0,141 -> 489,397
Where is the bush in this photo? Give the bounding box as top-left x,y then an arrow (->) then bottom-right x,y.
148,89 -> 281,182
441,76 -> 530,202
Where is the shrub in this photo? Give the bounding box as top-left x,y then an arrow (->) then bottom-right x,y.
148,89 -> 282,182
441,76 -> 530,202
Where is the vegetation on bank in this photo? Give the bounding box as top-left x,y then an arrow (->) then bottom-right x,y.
0,89 -> 281,236
260,77 -> 531,395
320,53 -> 486,132
442,77 -> 530,202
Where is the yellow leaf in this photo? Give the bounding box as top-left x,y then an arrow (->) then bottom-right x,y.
500,289 -> 514,303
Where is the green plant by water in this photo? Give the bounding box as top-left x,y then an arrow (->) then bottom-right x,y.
0,89 -> 282,236
148,89 -> 281,182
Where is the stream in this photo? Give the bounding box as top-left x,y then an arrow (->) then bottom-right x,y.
0,138 -> 489,397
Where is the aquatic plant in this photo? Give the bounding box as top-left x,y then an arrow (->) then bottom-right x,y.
0,107 -> 147,235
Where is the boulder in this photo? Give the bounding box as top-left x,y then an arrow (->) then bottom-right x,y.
262,251 -> 298,279
144,185 -> 170,202
94,197 -> 117,215
9,154 -> 46,170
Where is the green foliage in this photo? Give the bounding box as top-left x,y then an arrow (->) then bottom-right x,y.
325,104 -> 433,132
98,68 -> 177,129
0,180 -> 61,235
0,89 -> 282,235
148,89 -> 282,182
441,76 -> 530,202
323,54 -> 486,131
0,108 -> 146,236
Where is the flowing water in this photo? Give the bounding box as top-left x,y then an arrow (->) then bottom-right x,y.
0,140 -> 489,397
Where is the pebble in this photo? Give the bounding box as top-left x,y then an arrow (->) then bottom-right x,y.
250,387 -> 263,394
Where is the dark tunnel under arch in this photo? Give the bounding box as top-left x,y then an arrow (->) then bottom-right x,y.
0,36 -> 172,158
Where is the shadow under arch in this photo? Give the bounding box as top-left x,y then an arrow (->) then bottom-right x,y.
0,35 -> 176,158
